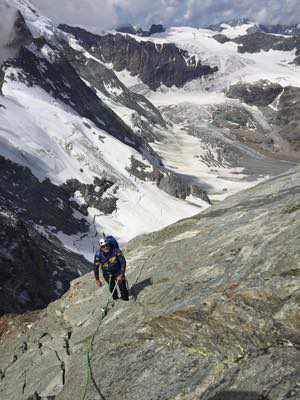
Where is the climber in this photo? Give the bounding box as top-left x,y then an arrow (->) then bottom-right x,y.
94,238 -> 129,301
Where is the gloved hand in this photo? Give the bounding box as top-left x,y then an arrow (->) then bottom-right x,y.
96,279 -> 103,288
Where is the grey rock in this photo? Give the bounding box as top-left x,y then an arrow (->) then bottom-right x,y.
116,24 -> 137,35
126,156 -> 211,203
1,166 -> 299,399
226,80 -> 283,107
116,24 -> 165,37
213,34 -> 231,44
233,32 -> 300,61
0,212 -> 92,315
62,177 -> 118,215
258,23 -> 300,36
0,156 -> 88,235
275,86 -> 300,156
160,102 -> 296,179
207,18 -> 251,32
149,24 -> 165,35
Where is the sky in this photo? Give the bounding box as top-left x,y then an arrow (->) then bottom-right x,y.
30,0 -> 300,32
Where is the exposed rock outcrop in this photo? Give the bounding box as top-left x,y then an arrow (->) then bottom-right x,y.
59,24 -> 218,90
116,23 -> 165,37
62,177 -> 118,215
226,80 -> 283,107
0,166 -> 299,399
258,23 -> 300,36
0,156 -> 88,235
0,212 -> 92,316
275,86 -> 300,154
213,34 -> 231,44
234,32 -> 300,57
126,156 -> 211,203
224,82 -> 300,160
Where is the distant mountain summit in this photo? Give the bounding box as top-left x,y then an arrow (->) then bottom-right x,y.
116,23 -> 165,37
208,17 -> 252,31
208,17 -> 300,36
258,23 -> 300,36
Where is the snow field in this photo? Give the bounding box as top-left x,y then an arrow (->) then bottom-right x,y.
0,72 -> 200,259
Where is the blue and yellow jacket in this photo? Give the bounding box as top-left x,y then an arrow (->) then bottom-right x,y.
94,247 -> 126,280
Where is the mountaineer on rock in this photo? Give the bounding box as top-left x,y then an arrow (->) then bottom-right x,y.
94,237 -> 129,301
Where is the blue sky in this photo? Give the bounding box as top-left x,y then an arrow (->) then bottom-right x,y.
26,0 -> 300,32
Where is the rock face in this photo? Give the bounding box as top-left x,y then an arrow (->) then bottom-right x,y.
224,82 -> 300,161
275,86 -> 300,154
208,19 -> 300,37
116,23 -> 165,37
0,156 -> 88,235
258,23 -> 300,36
0,212 -> 92,316
0,167 -> 299,399
213,34 -> 231,44
59,24 -> 218,90
116,24 -> 136,35
126,156 -> 211,203
226,80 -> 283,107
62,177 -> 118,215
233,32 -> 300,58
207,18 -> 251,32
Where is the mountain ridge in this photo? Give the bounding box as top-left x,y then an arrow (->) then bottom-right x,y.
0,165 -> 299,399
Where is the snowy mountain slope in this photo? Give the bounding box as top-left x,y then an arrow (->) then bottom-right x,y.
132,26 -> 300,89
98,24 -> 299,198
0,2 -> 211,262
0,1 -> 298,264
58,24 -> 218,90
208,18 -> 300,37
63,38 -> 166,142
0,68 -> 204,257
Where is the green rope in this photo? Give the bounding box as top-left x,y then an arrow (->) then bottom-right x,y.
81,253 -> 154,399
81,275 -> 116,400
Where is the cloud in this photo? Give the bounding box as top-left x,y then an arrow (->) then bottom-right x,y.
29,0 -> 300,33
31,0 -> 118,32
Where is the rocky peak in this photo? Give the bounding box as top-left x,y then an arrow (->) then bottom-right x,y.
226,80 -> 283,107
207,17 -> 252,31
116,23 -> 165,36
258,23 -> 300,36
59,24 -> 218,90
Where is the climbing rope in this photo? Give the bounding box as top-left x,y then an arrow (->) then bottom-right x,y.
81,276 -> 118,400
81,252 -> 155,399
